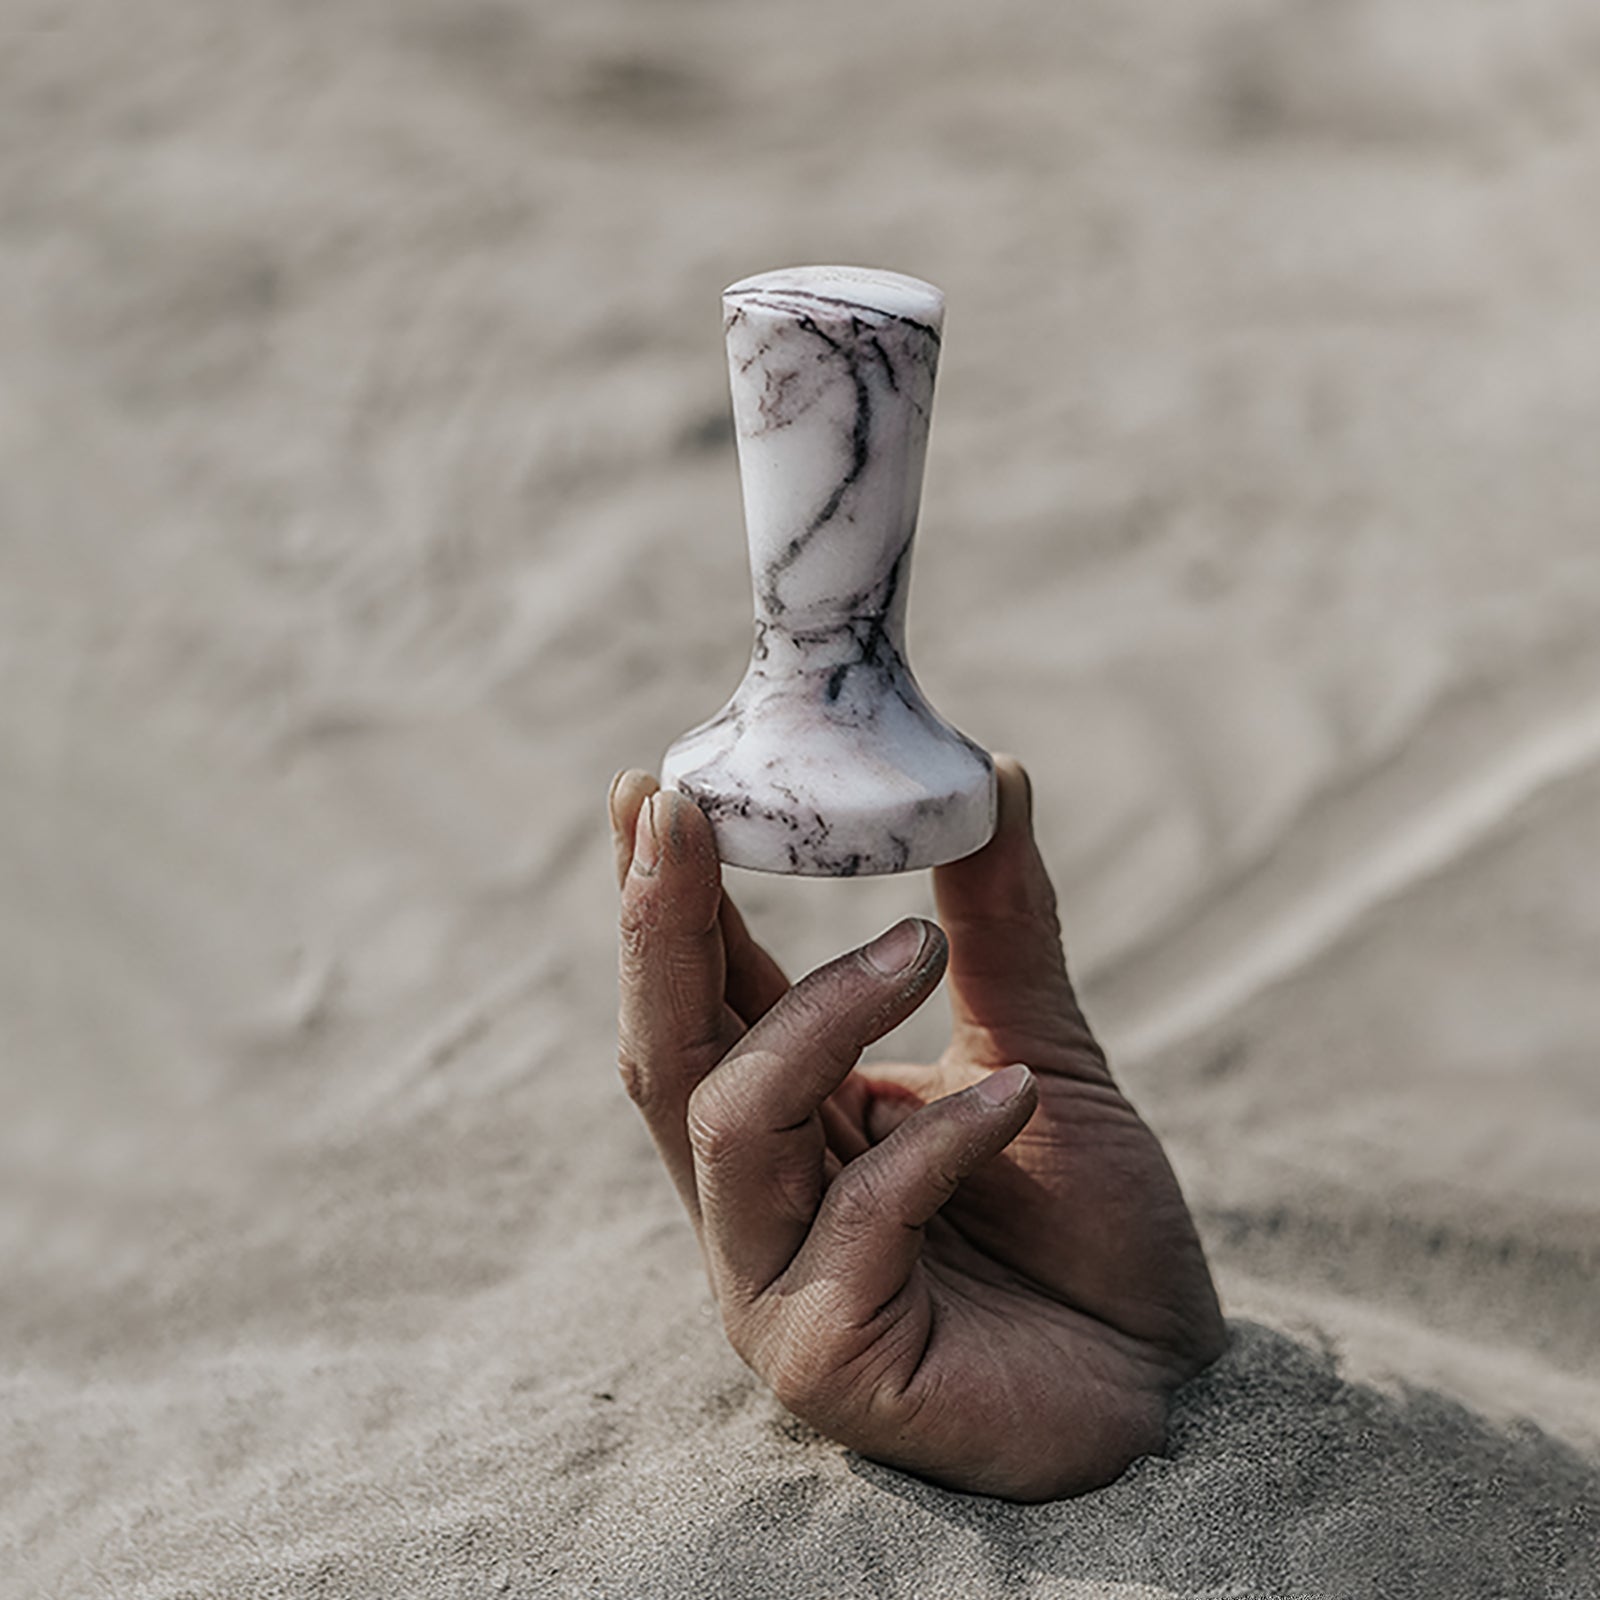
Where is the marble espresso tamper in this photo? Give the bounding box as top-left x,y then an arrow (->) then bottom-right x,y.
662,265 -> 996,876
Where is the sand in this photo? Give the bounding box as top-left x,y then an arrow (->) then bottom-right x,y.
3,0 -> 1598,1594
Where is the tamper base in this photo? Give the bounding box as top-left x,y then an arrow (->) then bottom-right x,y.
663,653 -> 995,876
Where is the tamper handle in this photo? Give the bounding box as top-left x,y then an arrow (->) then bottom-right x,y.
722,266 -> 944,634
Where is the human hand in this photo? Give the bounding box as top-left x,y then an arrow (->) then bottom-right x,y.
608,757 -> 1226,1501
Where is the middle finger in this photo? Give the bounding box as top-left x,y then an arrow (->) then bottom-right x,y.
685,919 -> 949,1308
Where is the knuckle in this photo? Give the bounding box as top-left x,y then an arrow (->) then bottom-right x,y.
685,1079 -> 742,1167
763,1334 -> 829,1417
720,1297 -> 778,1371
772,968 -> 837,1031
618,1014 -> 732,1121
766,1152 -> 824,1228
926,1160 -> 964,1209
615,1042 -> 651,1109
770,969 -> 864,1068
616,910 -> 652,972
829,1162 -> 895,1240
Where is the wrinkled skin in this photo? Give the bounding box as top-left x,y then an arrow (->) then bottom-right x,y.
610,756 -> 1226,1501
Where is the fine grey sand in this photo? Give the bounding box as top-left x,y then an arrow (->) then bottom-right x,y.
3,1 -> 1598,1596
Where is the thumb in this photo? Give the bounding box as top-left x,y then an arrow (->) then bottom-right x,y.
933,755 -> 1108,1080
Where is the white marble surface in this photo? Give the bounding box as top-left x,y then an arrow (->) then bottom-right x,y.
662,265 -> 995,875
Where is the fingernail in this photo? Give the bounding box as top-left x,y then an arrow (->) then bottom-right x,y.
607,769 -> 626,814
864,917 -> 927,976
632,794 -> 661,876
974,1063 -> 1033,1107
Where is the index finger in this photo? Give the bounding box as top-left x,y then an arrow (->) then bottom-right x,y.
610,771 -> 789,1025
614,783 -> 742,1219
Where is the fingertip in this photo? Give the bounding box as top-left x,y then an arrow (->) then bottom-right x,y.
625,785 -> 717,874
861,918 -> 949,993
950,1066 -> 1037,1174
654,786 -> 719,869
973,1061 -> 1034,1108
610,771 -> 661,889
609,768 -> 658,822
991,754 -> 1033,835
935,760 -> 1032,896
625,787 -> 724,934
863,916 -> 926,977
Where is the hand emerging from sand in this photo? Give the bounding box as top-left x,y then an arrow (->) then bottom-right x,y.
608,758 -> 1226,1501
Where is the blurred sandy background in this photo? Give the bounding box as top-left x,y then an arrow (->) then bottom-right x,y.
3,1 -> 1598,1595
